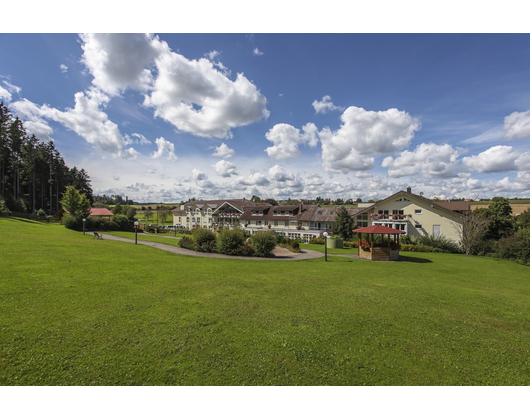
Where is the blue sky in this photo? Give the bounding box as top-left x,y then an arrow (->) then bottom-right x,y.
1,33 -> 530,202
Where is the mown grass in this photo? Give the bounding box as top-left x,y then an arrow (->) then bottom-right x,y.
105,231 -> 183,247
1,217 -> 530,385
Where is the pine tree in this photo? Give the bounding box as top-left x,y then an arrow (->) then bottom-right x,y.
332,206 -> 355,240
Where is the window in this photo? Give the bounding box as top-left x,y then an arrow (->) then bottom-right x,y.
317,210 -> 323,215
329,210 -> 334,215
415,209 -> 422,215
257,220 -> 262,226
274,221 -> 278,226
415,224 -> 422,229
284,222 -> 289,227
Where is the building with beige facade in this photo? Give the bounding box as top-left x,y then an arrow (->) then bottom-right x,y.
366,188 -> 468,243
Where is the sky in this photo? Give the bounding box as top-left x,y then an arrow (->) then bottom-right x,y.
1,32 -> 530,203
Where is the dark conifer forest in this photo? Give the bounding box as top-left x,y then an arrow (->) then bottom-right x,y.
0,102 -> 92,214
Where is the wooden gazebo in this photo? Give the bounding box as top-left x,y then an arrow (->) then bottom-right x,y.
353,225 -> 405,261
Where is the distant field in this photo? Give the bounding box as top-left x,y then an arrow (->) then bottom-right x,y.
471,203 -> 530,215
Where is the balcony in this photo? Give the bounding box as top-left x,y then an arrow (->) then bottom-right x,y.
370,214 -> 412,221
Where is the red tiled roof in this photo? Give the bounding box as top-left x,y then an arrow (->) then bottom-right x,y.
89,208 -> 114,217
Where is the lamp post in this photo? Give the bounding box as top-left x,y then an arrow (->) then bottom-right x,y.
323,232 -> 328,262
134,221 -> 139,245
82,218 -> 86,235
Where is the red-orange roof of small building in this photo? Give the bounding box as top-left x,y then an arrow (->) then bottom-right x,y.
352,225 -> 405,234
89,207 -> 114,217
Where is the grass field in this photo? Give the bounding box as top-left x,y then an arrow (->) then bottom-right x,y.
1,217 -> 530,385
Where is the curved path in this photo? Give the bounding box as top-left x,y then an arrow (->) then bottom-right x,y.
99,233 -> 325,261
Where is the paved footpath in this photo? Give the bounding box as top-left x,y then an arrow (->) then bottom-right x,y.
98,233 -> 326,261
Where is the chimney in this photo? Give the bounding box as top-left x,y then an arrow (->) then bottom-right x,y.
406,186 -> 412,194
299,200 -> 303,213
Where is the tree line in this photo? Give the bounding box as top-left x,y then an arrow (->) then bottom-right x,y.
0,102 -> 92,216
460,197 -> 530,263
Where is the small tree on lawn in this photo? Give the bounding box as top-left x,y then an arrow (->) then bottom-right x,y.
332,206 -> 355,240
60,185 -> 90,221
456,210 -> 489,255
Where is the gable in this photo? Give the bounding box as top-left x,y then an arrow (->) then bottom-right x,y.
374,192 -> 460,222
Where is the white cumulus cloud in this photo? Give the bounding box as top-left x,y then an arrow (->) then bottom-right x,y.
312,95 -> 344,114
320,106 -> 420,173
212,142 -> 235,158
0,85 -> 12,102
253,48 -> 264,56
60,64 -> 68,73
212,160 -> 238,177
144,40 -> 269,138
503,110 -> 530,141
382,143 -> 462,179
265,122 -> 319,160
462,145 -> 520,173
80,33 -> 163,95
151,137 -> 177,161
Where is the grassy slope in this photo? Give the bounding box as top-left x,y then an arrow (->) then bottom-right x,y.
1,217 -> 530,385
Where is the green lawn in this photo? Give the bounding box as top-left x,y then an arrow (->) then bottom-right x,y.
1,217 -> 530,385
105,231 -> 183,247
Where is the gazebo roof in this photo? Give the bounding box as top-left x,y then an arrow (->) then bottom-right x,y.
352,225 -> 405,234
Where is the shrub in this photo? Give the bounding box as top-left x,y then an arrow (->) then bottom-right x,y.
13,198 -> 27,213
217,228 -> 245,255
344,241 -> 358,248
400,235 -> 415,245
309,237 -> 325,245
196,240 -> 217,253
237,244 -> 255,257
192,228 -> 217,253
496,229 -> 530,265
277,236 -> 302,253
86,216 -> 115,231
112,214 -> 131,231
252,231 -> 277,257
179,236 -> 195,250
416,234 -> 461,254
63,213 -> 82,230
289,241 -> 301,253
0,199 -> 10,216
36,208 -> 46,220
401,244 -> 447,253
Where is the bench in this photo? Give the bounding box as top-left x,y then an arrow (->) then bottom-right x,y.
93,232 -> 103,240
